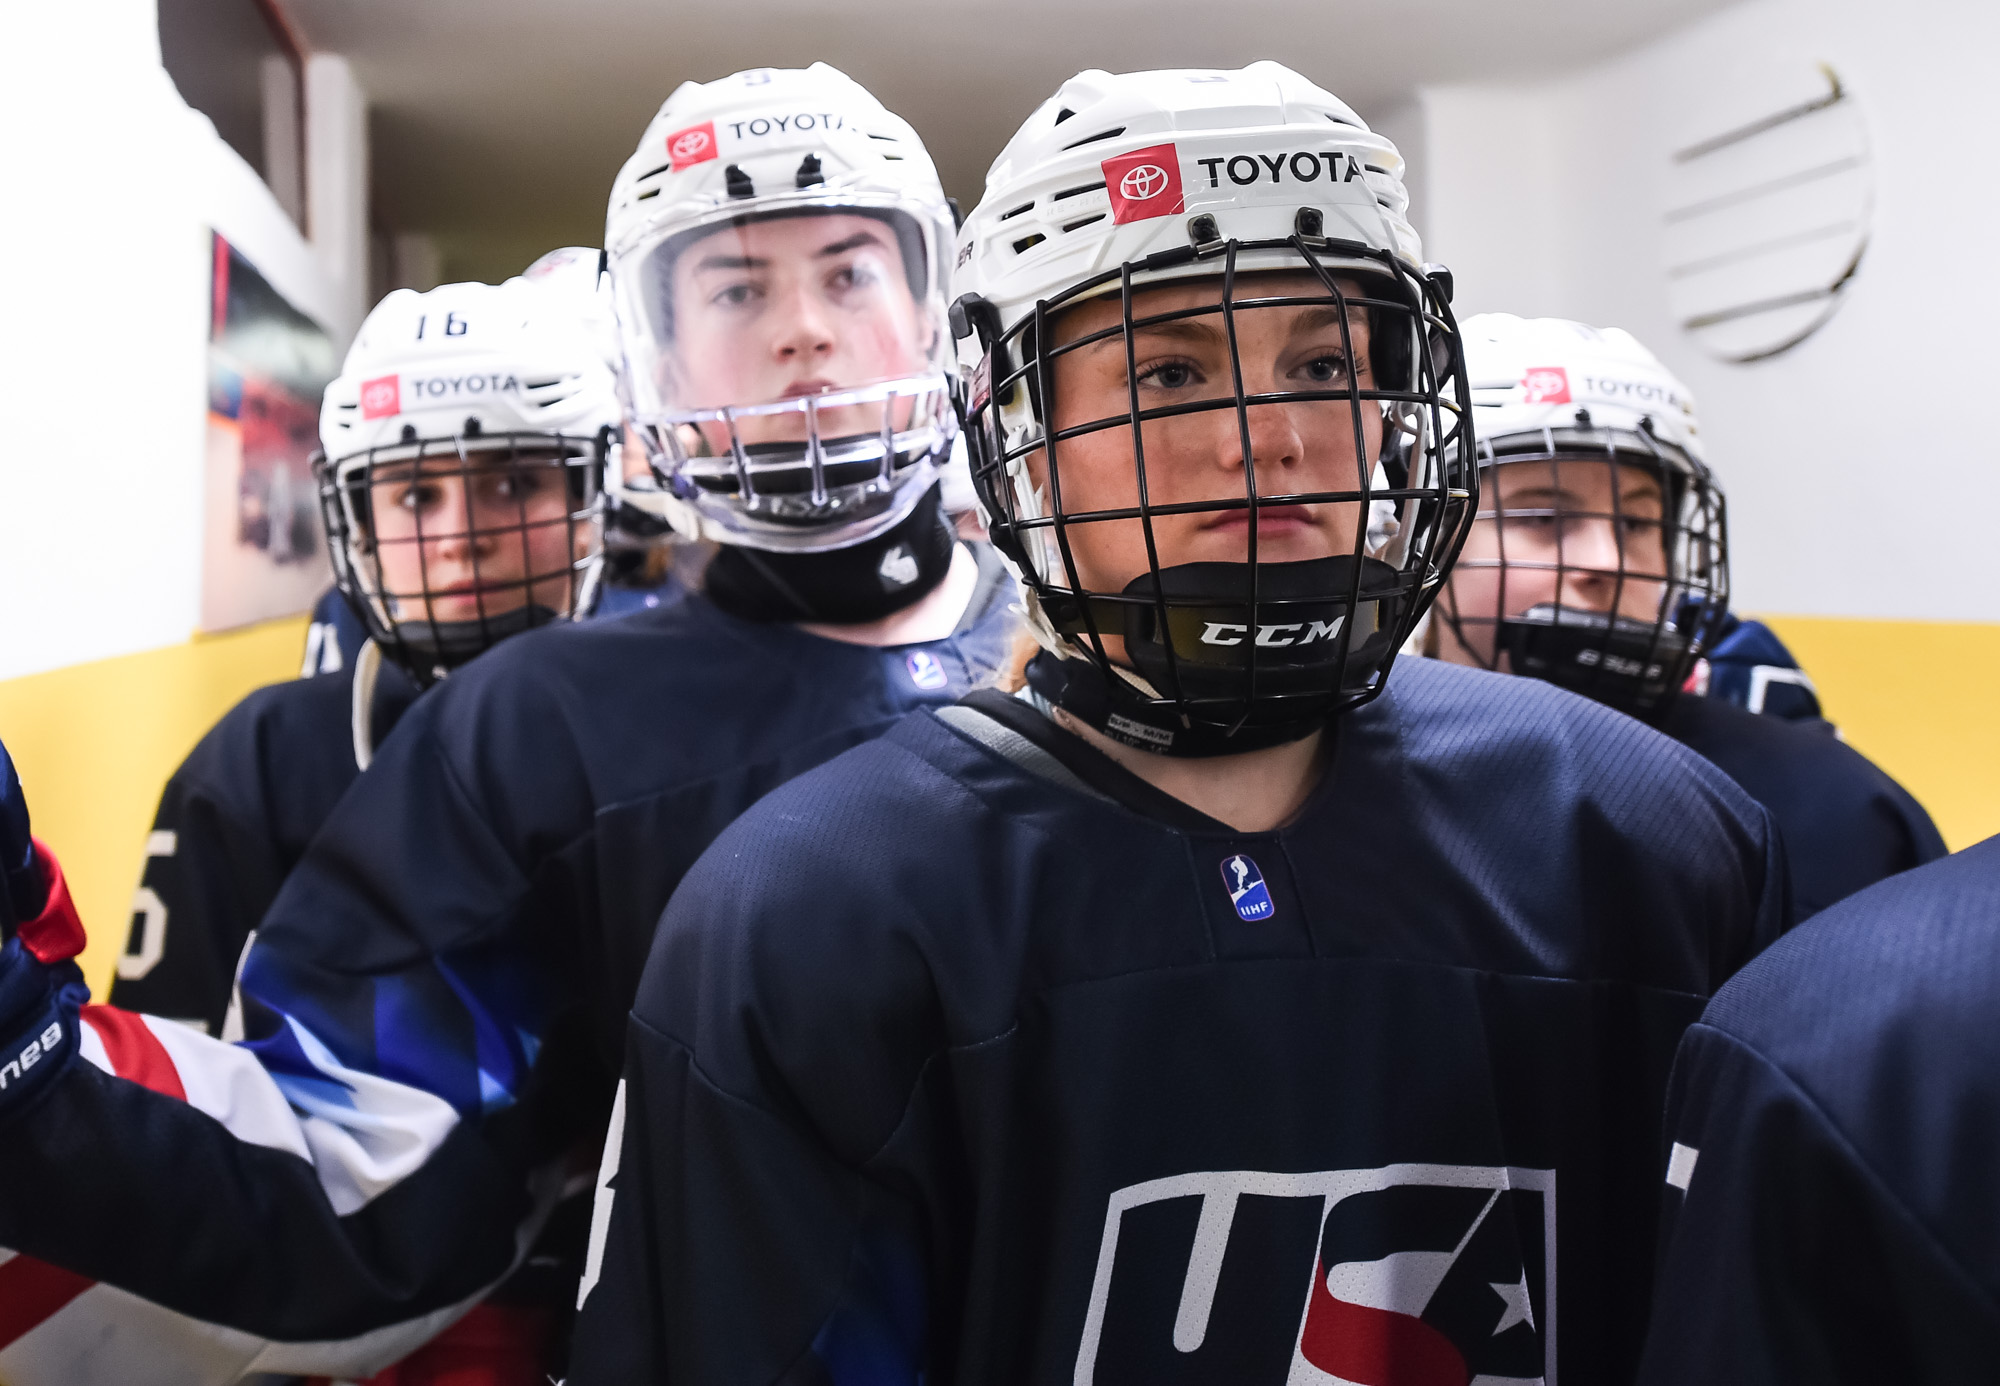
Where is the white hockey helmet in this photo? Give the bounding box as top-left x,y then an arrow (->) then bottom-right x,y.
605,64 -> 957,552
522,244 -> 606,295
316,277 -> 616,682
1440,314 -> 1728,711
954,63 -> 1474,751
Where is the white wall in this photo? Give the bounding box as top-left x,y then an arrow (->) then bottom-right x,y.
0,1 -> 366,681
1406,0 -> 2000,623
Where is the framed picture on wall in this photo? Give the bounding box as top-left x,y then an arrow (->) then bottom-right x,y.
201,231 -> 339,632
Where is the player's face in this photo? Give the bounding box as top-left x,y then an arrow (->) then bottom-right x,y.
1439,457 -> 1669,667
1041,271 -> 1378,598
367,452 -> 586,623
663,213 -> 928,452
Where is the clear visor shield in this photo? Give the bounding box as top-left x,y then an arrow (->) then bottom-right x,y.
967,237 -> 1476,727
317,434 -> 605,682
615,197 -> 958,551
1439,433 -> 1728,710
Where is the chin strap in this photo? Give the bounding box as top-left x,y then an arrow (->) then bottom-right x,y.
703,483 -> 955,624
1025,651 -> 1324,759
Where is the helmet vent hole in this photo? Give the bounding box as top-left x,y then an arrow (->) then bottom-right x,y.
1012,233 -> 1047,254
1574,408 -> 1593,427
998,201 -> 1036,221
635,163 -> 672,183
1062,214 -> 1106,233
1052,180 -> 1106,202
400,424 -> 418,443
464,417 -> 483,436
1061,125 -> 1126,150
1053,106 -> 1076,125
724,164 -> 755,199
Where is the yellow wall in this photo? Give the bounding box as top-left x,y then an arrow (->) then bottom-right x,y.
0,619 -> 309,999
1762,615 -> 1999,853
0,611 -> 1987,1002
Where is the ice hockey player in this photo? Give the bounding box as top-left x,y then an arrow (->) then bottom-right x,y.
1638,833 -> 2000,1384
108,274 -> 617,1037
1430,313 -> 1942,918
567,62 -> 1785,1386
0,64 -> 1011,1385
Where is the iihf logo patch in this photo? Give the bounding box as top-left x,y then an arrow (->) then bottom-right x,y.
906,650 -> 949,690
1221,854 -> 1274,921
1076,1164 -> 1554,1386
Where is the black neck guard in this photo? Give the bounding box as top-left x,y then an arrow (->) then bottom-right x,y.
1025,651 -> 1326,759
703,483 -> 955,625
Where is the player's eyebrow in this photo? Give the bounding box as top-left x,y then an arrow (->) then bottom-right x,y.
1287,304 -> 1371,338
817,230 -> 886,258
691,252 -> 765,273
1130,318 -> 1225,346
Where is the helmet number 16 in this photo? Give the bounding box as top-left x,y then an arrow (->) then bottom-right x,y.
415,312 -> 469,340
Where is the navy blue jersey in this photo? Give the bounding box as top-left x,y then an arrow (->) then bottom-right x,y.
302,586 -> 369,678
1639,834 -> 2000,1386
1656,692 -> 1945,920
595,571 -> 687,619
105,656 -> 420,1034
0,551 -> 1014,1365
571,657 -> 1787,1386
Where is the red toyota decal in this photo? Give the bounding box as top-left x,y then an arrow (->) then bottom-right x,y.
667,121 -> 719,168
360,374 -> 401,420
1103,143 -> 1184,225
1520,366 -> 1571,405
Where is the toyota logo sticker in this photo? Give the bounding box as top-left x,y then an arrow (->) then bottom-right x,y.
1119,163 -> 1170,201
1103,143 -> 1185,224
1520,366 -> 1572,405
666,121 -> 719,168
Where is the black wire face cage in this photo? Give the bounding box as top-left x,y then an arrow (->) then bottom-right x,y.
315,431 -> 608,686
963,231 -> 1477,738
1436,424 -> 1729,715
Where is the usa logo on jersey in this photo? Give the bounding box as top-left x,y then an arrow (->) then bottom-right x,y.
1076,1164 -> 1553,1385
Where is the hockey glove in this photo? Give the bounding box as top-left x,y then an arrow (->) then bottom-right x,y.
0,736 -> 88,1116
